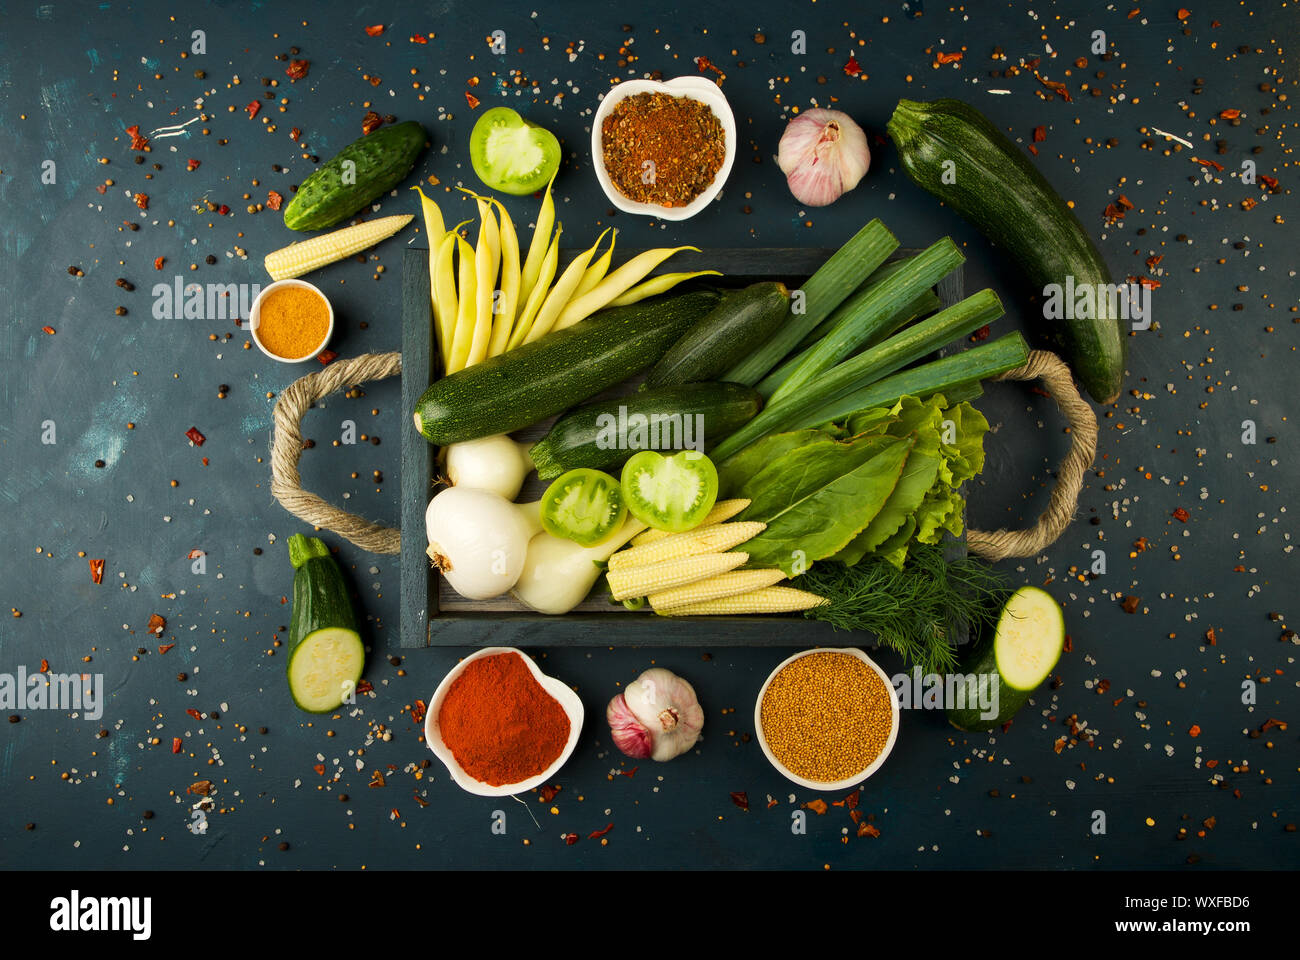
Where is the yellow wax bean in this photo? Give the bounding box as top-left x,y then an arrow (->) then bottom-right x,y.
465,198 -> 499,369
605,270 -> 723,308
507,224 -> 562,350
524,228 -> 611,343
517,170 -> 557,312
553,246 -> 699,330
432,228 -> 464,370
447,236 -> 477,373
572,229 -> 616,301
489,199 -> 521,357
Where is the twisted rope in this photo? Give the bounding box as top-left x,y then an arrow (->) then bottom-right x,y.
270,352 -> 403,554
966,349 -> 1099,561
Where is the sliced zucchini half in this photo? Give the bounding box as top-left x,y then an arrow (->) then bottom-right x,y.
286,534 -> 365,714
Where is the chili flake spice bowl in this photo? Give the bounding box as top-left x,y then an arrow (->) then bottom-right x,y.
753,647 -> 900,792
424,646 -> 584,798
591,76 -> 737,221
248,278 -> 335,363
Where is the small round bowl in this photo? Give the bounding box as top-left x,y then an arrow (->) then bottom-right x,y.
591,75 -> 737,221
248,278 -> 335,363
424,646 -> 584,797
754,647 -> 900,792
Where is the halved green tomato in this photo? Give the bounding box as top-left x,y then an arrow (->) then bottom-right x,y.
469,107 -> 561,196
540,468 -> 627,547
620,451 -> 719,533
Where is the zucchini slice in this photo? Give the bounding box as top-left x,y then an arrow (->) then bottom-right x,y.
947,586 -> 1064,731
286,534 -> 365,714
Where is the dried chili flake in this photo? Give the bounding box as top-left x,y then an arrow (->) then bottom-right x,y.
729,791 -> 749,811
1121,595 -> 1141,614
126,124 -> 149,150
766,796 -> 779,809
935,50 -> 963,65
369,770 -> 386,788
1128,274 -> 1161,289
1240,197 -> 1258,211
186,158 -> 200,171
1259,175 -> 1279,190
1032,125 -> 1046,142
187,548 -> 204,560
858,822 -> 881,838
1172,507 -> 1190,522
1027,144 -> 1039,156
804,798 -> 829,815
266,190 -> 284,211
285,59 -> 310,81
1053,736 -> 1067,754
365,24 -> 385,37
409,33 -> 428,44
316,350 -> 338,365
356,679 -> 374,695
619,766 -> 638,778
95,184 -> 107,194
843,54 -> 861,76
588,822 -> 614,840
1205,627 -> 1217,646
538,783 -> 561,802
39,659 -> 49,673
313,763 -> 326,775
147,613 -> 166,635
42,326 -> 55,335
185,426 -> 206,447
289,127 -> 302,142
563,832 -> 579,845
1177,7 -> 1191,19
217,203 -> 231,216
972,324 -> 991,341
464,91 -> 480,110
186,708 -> 202,721
1035,72 -> 1073,102
361,110 -> 384,135
133,192 -> 149,210
88,558 -> 105,584
410,699 -> 427,724
1063,634 -> 1074,653
154,256 -> 166,270
1103,203 -> 1126,222
1116,194 -> 1134,211
246,101 -> 261,119
171,737 -> 183,754
843,789 -> 860,810
1218,108 -> 1241,119
158,643 -> 175,655
1188,724 -> 1201,738
1146,254 -> 1164,270
1196,157 -> 1224,172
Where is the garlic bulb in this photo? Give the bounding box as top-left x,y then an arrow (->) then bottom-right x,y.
607,667 -> 704,762
777,109 -> 871,207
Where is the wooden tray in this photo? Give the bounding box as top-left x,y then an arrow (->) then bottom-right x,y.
399,247 -> 966,648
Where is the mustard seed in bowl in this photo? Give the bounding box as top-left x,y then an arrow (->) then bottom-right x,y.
759,650 -> 895,784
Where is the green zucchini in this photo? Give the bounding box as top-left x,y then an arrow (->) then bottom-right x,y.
286,534 -> 365,714
284,121 -> 428,232
529,382 -> 764,481
413,290 -> 723,447
645,282 -> 791,388
887,98 -> 1125,404
947,586 -> 1064,731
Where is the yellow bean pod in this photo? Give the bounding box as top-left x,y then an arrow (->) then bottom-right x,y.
489,199 -> 521,357
465,198 -> 500,369
517,170 -> 557,312
507,224 -> 562,350
447,236 -> 477,373
524,227 -> 611,343
553,246 -> 699,330
572,229 -> 616,301
432,227 -> 465,370
605,270 -> 723,309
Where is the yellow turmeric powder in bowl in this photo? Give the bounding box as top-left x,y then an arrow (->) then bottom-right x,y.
250,280 -> 334,362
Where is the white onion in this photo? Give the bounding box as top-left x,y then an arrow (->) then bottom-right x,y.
444,434 -> 534,500
425,487 -> 542,600
777,109 -> 871,207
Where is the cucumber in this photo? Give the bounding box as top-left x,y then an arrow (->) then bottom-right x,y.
947,586 -> 1065,731
283,121 -> 428,232
645,282 -> 791,388
286,534 -> 365,714
529,382 -> 763,481
887,99 -> 1125,404
413,290 -> 723,447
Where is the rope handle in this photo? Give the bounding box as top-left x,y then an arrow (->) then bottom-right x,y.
270,352 -> 403,555
268,348 -> 1097,561
966,349 -> 1098,561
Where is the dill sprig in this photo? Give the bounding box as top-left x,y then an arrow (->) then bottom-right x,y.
799,544 -> 1009,674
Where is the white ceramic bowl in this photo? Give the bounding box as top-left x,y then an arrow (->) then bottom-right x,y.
590,75 -> 737,221
753,647 -> 900,792
424,646 -> 584,797
248,278 -> 335,363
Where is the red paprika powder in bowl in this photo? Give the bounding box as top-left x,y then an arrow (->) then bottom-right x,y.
425,647 -> 584,796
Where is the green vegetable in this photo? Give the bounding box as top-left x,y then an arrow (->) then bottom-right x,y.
723,219 -> 898,386
621,450 -> 719,534
788,256 -> 918,355
645,282 -> 792,388
469,107 -> 561,196
770,237 -> 965,404
412,290 -> 723,446
888,98 -> 1126,404
529,382 -> 763,481
715,288 -> 1004,460
738,434 -> 912,575
283,121 -> 428,232
539,468 -> 627,547
947,586 -> 1064,731
286,534 -> 365,714
798,544 -> 1009,675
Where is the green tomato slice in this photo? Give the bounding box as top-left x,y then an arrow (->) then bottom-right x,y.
620,451 -> 719,533
469,107 -> 561,196
540,468 -> 627,547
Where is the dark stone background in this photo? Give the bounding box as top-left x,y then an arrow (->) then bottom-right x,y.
0,0 -> 1294,869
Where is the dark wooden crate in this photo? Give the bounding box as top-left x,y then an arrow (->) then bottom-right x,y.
400,247 -> 965,647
